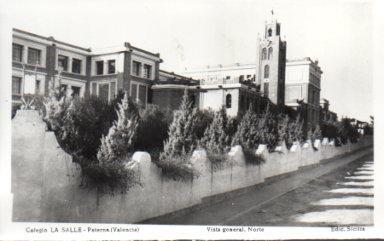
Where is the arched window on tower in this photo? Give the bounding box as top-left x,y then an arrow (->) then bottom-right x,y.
226,94 -> 232,108
268,28 -> 273,37
268,47 -> 273,60
262,48 -> 267,60
264,65 -> 270,79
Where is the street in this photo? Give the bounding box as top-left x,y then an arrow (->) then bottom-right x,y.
145,148 -> 373,226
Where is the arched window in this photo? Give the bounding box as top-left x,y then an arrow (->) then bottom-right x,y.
226,94 -> 232,108
262,48 -> 267,60
268,28 -> 273,37
268,47 -> 273,60
264,65 -> 270,79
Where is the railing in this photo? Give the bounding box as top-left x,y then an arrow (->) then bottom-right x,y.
200,77 -> 242,85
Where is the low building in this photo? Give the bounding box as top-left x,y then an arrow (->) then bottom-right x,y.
184,64 -> 262,116
151,70 -> 200,111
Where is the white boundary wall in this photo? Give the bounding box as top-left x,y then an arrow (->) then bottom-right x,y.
11,110 -> 373,223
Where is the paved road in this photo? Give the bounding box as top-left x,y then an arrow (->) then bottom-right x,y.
145,148 -> 373,226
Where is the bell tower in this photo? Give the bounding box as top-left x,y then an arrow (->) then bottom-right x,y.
255,14 -> 287,107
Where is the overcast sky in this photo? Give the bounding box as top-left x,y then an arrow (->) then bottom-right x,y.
2,0 -> 373,121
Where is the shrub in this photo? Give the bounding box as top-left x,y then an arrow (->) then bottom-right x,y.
243,147 -> 265,165
155,155 -> 198,182
160,89 -> 199,159
254,104 -> 279,150
231,105 -> 259,149
97,92 -> 139,164
286,115 -> 304,149
339,117 -> 360,143
43,83 -> 139,193
277,115 -> 289,144
47,95 -> 117,161
135,104 -> 172,153
81,157 -> 139,195
194,109 -> 214,140
200,107 -> 230,169
159,89 -> 199,181
43,80 -> 68,132
320,121 -> 340,141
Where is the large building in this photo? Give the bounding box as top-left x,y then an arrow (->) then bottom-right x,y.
12,16 -> 338,129
285,57 -> 322,128
183,18 -> 287,116
11,28 -> 195,111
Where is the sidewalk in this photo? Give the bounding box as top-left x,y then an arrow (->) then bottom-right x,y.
142,147 -> 373,225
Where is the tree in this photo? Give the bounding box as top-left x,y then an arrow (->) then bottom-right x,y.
312,125 -> 322,141
277,115 -> 289,144
160,89 -> 199,160
97,92 -> 139,164
201,107 -> 229,154
286,115 -> 303,148
231,104 -> 258,149
43,71 -> 67,131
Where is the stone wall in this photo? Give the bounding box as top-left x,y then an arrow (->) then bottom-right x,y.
11,110 -> 373,223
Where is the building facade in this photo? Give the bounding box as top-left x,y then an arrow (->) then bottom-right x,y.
183,18 -> 287,116
12,28 -> 195,111
183,64 -> 260,116
285,57 -> 322,128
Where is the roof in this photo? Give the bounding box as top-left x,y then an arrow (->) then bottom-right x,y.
13,28 -> 161,59
13,28 -> 91,52
124,42 -> 160,58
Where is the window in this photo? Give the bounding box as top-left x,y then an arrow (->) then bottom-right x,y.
226,76 -> 230,80
35,80 -> 41,94
239,75 -> 244,82
27,48 -> 41,65
264,65 -> 270,78
132,61 -> 141,76
226,94 -> 232,108
12,76 -> 22,95
143,64 -> 152,78
268,47 -> 273,60
58,55 -> 69,71
268,28 -> 273,37
262,48 -> 267,60
110,82 -> 116,99
72,58 -> 81,74
91,82 -> 97,95
108,60 -> 116,74
264,82 -> 269,97
138,85 -> 147,105
12,44 -> 23,62
98,84 -> 109,101
71,86 -> 81,97
131,83 -> 138,100
96,61 -> 104,75
246,75 -> 251,79
60,84 -> 68,96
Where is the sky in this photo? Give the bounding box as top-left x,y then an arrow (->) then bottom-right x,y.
0,0 -> 373,121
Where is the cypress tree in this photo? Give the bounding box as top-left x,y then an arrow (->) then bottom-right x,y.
201,107 -> 229,154
97,92 -> 139,164
231,104 -> 258,149
160,89 -> 198,160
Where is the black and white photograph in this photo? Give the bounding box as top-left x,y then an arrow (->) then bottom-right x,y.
0,0 -> 382,239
